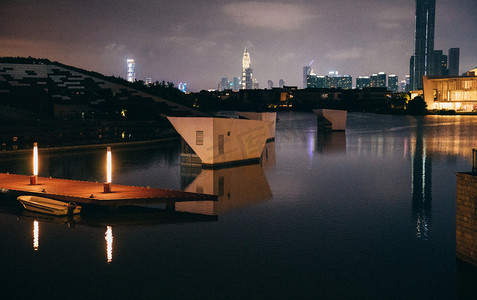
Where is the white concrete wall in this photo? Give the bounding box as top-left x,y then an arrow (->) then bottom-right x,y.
313,109 -> 347,131
168,117 -> 272,165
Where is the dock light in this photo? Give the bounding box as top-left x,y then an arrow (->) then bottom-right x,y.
33,220 -> 39,251
105,226 -> 113,263
104,147 -> 112,193
30,142 -> 38,185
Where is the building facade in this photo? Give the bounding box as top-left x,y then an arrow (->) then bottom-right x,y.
423,70 -> 477,112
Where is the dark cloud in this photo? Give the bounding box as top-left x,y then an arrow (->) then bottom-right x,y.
0,0 -> 475,91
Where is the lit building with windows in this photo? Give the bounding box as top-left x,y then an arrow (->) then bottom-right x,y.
422,68 -> 477,112
127,59 -> 135,83
356,76 -> 371,89
388,75 -> 399,92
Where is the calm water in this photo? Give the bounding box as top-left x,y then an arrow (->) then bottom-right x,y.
2,112 -> 477,299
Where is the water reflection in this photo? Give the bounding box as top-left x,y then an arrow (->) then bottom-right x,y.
33,220 -> 39,251
177,163 -> 272,216
105,226 -> 113,263
315,131 -> 346,154
411,119 -> 432,240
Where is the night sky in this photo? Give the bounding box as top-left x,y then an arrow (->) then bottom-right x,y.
1,0 -> 476,91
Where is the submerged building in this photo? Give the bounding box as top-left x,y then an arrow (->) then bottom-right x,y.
422,68 -> 477,112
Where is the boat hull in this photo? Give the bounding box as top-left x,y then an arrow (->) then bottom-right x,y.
17,195 -> 81,216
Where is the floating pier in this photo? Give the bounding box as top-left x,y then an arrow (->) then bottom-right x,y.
0,173 -> 217,206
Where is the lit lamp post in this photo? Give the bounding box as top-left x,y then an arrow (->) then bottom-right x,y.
104,147 -> 112,193
30,142 -> 38,185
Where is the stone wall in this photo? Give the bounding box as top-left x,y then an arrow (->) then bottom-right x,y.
456,172 -> 477,266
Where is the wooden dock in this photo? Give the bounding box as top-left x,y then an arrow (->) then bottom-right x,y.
0,173 -> 217,206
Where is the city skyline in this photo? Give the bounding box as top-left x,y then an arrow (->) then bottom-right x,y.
0,0 -> 475,91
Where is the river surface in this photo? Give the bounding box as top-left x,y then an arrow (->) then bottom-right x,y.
1,112 -> 477,299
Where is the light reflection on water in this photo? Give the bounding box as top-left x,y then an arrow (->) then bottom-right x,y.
2,112 -> 477,298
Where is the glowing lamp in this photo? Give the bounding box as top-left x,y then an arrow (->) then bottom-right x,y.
30,142 -> 38,185
104,147 -> 112,193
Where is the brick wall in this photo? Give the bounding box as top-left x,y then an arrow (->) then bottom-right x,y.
456,172 -> 477,266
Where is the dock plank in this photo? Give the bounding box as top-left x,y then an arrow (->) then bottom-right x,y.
0,173 -> 216,205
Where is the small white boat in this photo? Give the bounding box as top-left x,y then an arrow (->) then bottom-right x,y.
17,195 -> 81,216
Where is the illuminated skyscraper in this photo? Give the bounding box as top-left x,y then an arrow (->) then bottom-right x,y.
241,48 -> 253,90
127,59 -> 135,83
410,0 -> 436,90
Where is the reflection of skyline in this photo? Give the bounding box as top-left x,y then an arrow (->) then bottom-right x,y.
177,163 -> 272,216
411,119 -> 432,240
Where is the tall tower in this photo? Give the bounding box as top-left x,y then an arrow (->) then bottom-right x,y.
127,59 -> 135,83
410,0 -> 436,90
241,48 -> 253,90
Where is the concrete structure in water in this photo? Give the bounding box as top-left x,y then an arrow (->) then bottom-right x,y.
312,109 -> 347,131
456,171 -> 477,267
167,116 -> 274,166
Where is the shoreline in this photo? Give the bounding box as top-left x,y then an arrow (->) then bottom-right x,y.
0,136 -> 180,158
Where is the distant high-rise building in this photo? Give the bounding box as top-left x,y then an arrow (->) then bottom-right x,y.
241,48 -> 253,90
448,48 -> 460,76
127,59 -> 135,83
399,80 -> 407,92
267,80 -> 274,89
303,64 -> 312,89
388,75 -> 399,92
377,72 -> 387,88
253,78 -> 259,90
431,50 -> 448,76
279,79 -> 285,88
307,74 -> 327,88
405,75 -> 411,92
233,77 -> 241,91
356,76 -> 371,89
145,77 -> 152,85
370,74 -> 378,87
220,77 -> 229,91
410,0 -> 436,90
